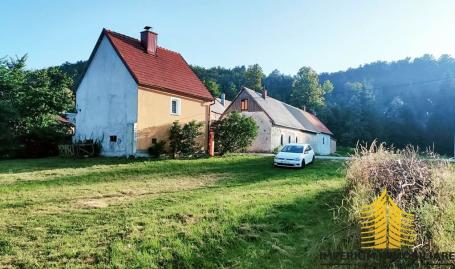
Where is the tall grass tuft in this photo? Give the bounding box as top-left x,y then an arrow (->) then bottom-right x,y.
338,141 -> 455,252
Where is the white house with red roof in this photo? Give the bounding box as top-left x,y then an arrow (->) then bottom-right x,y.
223,87 -> 336,155
74,27 -> 213,156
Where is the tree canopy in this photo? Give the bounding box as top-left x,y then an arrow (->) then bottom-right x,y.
0,56 -> 74,157
290,66 -> 333,112
58,54 -> 455,155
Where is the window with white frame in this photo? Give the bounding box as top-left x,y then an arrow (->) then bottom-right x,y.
170,97 -> 181,115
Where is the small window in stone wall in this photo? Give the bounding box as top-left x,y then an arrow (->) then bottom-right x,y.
280,134 -> 284,146
110,135 -> 117,142
323,137 -> 325,144
288,136 -> 291,143
295,137 -> 298,143
152,138 -> 157,144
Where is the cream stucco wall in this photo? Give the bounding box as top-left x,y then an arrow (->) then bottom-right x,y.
136,87 -> 210,152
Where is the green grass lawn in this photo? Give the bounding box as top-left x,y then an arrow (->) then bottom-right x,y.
0,155 -> 345,268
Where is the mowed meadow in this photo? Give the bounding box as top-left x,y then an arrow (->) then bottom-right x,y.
0,156 -> 345,268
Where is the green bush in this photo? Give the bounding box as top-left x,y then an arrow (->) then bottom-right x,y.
0,56 -> 74,158
148,140 -> 166,158
339,141 -> 455,252
211,112 -> 258,155
169,121 -> 203,158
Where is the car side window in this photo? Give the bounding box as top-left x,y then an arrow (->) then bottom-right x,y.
307,145 -> 312,151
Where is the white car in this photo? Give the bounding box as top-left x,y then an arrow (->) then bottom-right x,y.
273,143 -> 315,168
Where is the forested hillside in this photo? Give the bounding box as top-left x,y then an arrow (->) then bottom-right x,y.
59,54 -> 455,155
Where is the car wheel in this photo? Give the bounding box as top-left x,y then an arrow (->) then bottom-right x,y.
300,160 -> 305,169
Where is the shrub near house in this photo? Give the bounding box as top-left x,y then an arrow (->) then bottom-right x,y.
212,112 -> 258,155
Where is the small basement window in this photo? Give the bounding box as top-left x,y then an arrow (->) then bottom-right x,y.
240,99 -> 249,111
170,97 -> 181,115
110,135 -> 117,142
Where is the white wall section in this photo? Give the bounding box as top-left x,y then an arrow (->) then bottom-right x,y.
74,35 -> 138,156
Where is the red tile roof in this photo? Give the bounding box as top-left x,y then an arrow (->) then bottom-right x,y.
302,111 -> 333,135
103,29 -> 213,101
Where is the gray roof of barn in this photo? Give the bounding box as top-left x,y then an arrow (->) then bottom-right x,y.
242,87 -> 332,135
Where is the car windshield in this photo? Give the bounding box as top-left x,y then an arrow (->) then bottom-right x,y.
281,145 -> 304,153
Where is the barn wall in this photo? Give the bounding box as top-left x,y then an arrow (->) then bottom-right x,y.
224,90 -> 262,114
271,126 -> 317,152
330,138 -> 337,154
239,112 -> 273,152
74,35 -> 138,156
316,133 -> 332,155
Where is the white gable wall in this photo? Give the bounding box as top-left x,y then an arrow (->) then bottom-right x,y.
74,35 -> 138,156
316,133 -> 331,155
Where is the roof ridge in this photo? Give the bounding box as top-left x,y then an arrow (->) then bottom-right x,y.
245,87 -> 307,114
105,29 -> 139,43
243,87 -> 331,134
105,29 -> 181,55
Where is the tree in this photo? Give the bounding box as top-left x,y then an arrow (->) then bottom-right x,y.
0,56 -> 74,157
290,67 -> 333,112
211,112 -> 258,155
264,69 -> 293,103
245,64 -> 264,91
169,120 -> 204,158
203,79 -> 221,97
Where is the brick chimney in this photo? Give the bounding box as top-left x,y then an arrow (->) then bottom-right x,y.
262,88 -> 268,99
141,26 -> 157,55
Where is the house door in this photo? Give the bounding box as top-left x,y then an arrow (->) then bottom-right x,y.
125,123 -> 137,156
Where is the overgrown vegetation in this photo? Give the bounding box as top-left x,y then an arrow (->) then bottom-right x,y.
0,156 -> 345,268
211,112 -> 258,155
148,140 -> 166,158
0,56 -> 74,158
338,142 -> 455,254
169,120 -> 204,158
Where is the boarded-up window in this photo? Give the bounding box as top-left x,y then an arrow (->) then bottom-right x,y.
241,99 -> 248,111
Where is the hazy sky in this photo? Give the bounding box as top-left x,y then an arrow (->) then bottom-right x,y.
1,0 -> 455,74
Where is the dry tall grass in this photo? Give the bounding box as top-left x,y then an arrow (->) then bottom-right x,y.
341,141 -> 455,251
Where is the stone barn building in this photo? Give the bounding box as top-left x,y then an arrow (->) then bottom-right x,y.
223,87 -> 335,155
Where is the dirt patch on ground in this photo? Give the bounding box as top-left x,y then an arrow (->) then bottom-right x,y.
74,174 -> 222,209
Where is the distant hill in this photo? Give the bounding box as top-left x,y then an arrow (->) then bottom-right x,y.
57,54 -> 455,155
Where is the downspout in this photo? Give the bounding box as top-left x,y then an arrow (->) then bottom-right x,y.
208,98 -> 216,155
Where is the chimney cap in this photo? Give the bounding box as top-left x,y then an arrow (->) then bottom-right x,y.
143,26 -> 153,31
